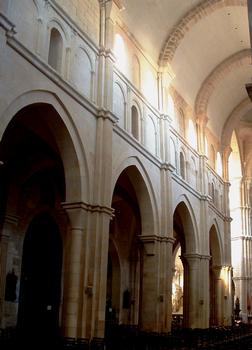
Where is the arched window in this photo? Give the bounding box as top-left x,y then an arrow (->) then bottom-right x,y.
205,136 -> 208,157
132,55 -> 140,89
210,145 -> 216,170
167,94 -> 175,120
190,157 -> 197,189
145,115 -> 156,155
72,47 -> 92,98
131,105 -> 139,140
180,152 -> 186,180
114,33 -> 126,72
48,28 -> 63,72
216,152 -> 223,177
188,119 -> 197,149
211,182 -> 215,202
170,138 -> 177,169
113,83 -> 125,128
179,109 -> 185,138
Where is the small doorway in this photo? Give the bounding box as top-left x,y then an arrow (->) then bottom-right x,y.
17,212 -> 62,343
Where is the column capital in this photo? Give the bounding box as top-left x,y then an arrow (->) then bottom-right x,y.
183,253 -> 211,261
4,214 -> 19,226
139,235 -> 176,256
61,201 -> 114,227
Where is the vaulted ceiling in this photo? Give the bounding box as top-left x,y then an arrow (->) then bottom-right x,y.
119,0 -> 252,163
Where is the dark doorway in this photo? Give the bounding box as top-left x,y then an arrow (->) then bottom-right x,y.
18,212 -> 62,344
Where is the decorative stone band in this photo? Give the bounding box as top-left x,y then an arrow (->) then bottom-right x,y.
0,12 -> 16,36
98,47 -> 116,63
62,201 -> 115,218
183,253 -> 211,261
97,108 -> 118,124
4,214 -> 19,226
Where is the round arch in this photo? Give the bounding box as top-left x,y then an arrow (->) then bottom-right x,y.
0,90 -> 90,203
222,98 -> 252,147
195,50 -> 251,118
159,0 -> 246,65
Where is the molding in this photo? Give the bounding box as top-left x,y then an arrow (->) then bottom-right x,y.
208,201 -> 226,220
183,253 -> 211,261
113,68 -> 160,118
62,201 -> 114,217
170,126 -> 199,158
231,235 -> 252,241
113,126 -> 162,168
4,214 -> 19,226
139,235 -> 176,244
6,35 -> 99,116
97,108 -> 118,124
0,12 -> 16,35
171,171 -> 202,200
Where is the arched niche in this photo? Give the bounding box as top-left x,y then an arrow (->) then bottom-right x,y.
48,28 -> 63,72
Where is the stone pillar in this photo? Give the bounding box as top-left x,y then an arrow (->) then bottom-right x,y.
199,255 -> 211,328
222,265 -> 233,326
62,201 -> 113,340
61,202 -> 88,337
211,265 -> 232,326
160,237 -> 176,332
0,214 -> 19,328
212,266 -> 223,325
183,254 -> 206,328
139,235 -> 160,332
138,235 -> 175,333
91,207 -> 113,338
0,233 -> 9,327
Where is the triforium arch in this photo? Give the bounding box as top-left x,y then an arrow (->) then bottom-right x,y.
209,223 -> 223,326
0,90 -> 90,342
172,198 -> 201,328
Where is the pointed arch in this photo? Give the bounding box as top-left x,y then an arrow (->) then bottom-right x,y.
172,195 -> 199,254
112,156 -> 158,236
208,222 -> 223,266
0,90 -> 90,203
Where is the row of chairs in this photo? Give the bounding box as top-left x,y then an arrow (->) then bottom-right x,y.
104,323 -> 252,349
62,336 -> 104,350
